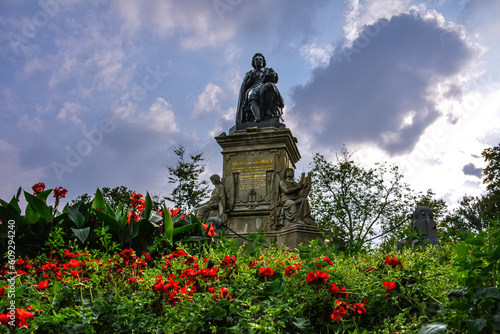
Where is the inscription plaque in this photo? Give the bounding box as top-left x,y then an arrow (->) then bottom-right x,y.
231,158 -> 274,203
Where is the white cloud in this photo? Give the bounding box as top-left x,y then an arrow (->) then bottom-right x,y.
56,102 -> 86,127
343,0 -> 409,46
112,0 -> 237,49
140,97 -> 178,133
192,83 -> 223,119
17,114 -> 44,132
300,43 -> 334,69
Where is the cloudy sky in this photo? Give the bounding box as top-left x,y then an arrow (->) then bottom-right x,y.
1,0 -> 499,210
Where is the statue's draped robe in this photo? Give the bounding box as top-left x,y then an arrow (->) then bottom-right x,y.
196,184 -> 227,221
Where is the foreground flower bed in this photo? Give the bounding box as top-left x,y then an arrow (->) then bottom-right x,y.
1,240 -> 460,334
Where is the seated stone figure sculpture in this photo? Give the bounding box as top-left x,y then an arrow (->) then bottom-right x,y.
276,168 -> 315,226
195,174 -> 227,222
236,53 -> 284,124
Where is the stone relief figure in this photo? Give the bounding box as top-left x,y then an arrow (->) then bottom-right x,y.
195,174 -> 227,222
397,206 -> 438,249
270,168 -> 315,228
236,53 -> 284,125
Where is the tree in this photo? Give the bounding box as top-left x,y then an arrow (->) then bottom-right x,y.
480,143 -> 500,221
310,146 -> 414,246
165,145 -> 209,214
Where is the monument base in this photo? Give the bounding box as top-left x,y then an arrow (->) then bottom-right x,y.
224,224 -> 324,250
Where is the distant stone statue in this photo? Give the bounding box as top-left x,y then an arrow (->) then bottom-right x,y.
236,53 -> 284,125
397,206 -> 439,249
270,168 -> 315,228
195,174 -> 227,222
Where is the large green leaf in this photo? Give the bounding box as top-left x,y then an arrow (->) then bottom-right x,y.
93,188 -> 106,211
93,208 -> 120,235
71,227 -> 90,244
67,206 -> 85,228
35,189 -> 53,203
25,203 -> 39,224
24,191 -> 52,222
173,223 -> 196,238
181,235 -> 211,244
144,192 -> 153,221
149,211 -> 163,223
163,204 -> 174,244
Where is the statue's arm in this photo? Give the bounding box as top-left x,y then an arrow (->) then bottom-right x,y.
279,180 -> 303,195
266,68 -> 279,83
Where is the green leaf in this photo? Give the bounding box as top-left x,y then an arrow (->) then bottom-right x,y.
452,242 -> 469,257
115,201 -> 124,217
293,318 -> 310,330
466,237 -> 485,246
467,318 -> 487,334
181,236 -> 211,243
25,203 -> 39,224
24,191 -> 52,222
93,208 -> 121,235
8,196 -> 21,214
67,206 -> 85,228
93,188 -> 106,211
264,279 -> 284,296
71,227 -> 90,244
144,192 -> 153,220
173,223 -> 196,237
491,245 -> 500,260
35,189 -> 53,203
149,210 -> 163,223
478,287 -> 500,300
418,323 -> 447,334
163,204 -> 174,244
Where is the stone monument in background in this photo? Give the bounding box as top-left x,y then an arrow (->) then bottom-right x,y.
397,206 -> 439,249
214,53 -> 323,249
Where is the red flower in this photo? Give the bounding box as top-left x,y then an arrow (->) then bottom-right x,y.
315,256 -> 333,267
15,308 -> 34,328
353,303 -> 367,315
0,314 -> 9,325
221,255 -> 237,268
330,301 -> 347,324
383,280 -> 396,293
259,267 -> 274,278
70,270 -> 82,277
329,283 -> 339,294
384,255 -> 402,267
68,259 -> 81,268
34,280 -> 48,290
168,207 -> 181,217
306,270 -> 329,284
0,287 -> 5,299
169,249 -> 188,259
32,182 -> 46,195
285,264 -> 300,277
202,223 -> 218,237
53,187 -> 68,199
212,287 -> 233,300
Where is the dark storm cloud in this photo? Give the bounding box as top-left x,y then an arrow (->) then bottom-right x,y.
462,163 -> 482,178
290,11 -> 478,155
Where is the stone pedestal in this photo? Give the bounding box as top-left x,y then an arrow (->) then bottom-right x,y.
215,126 -> 324,249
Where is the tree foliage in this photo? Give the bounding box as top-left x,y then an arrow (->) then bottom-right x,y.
310,146 -> 414,246
449,143 -> 500,233
166,145 -> 209,214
